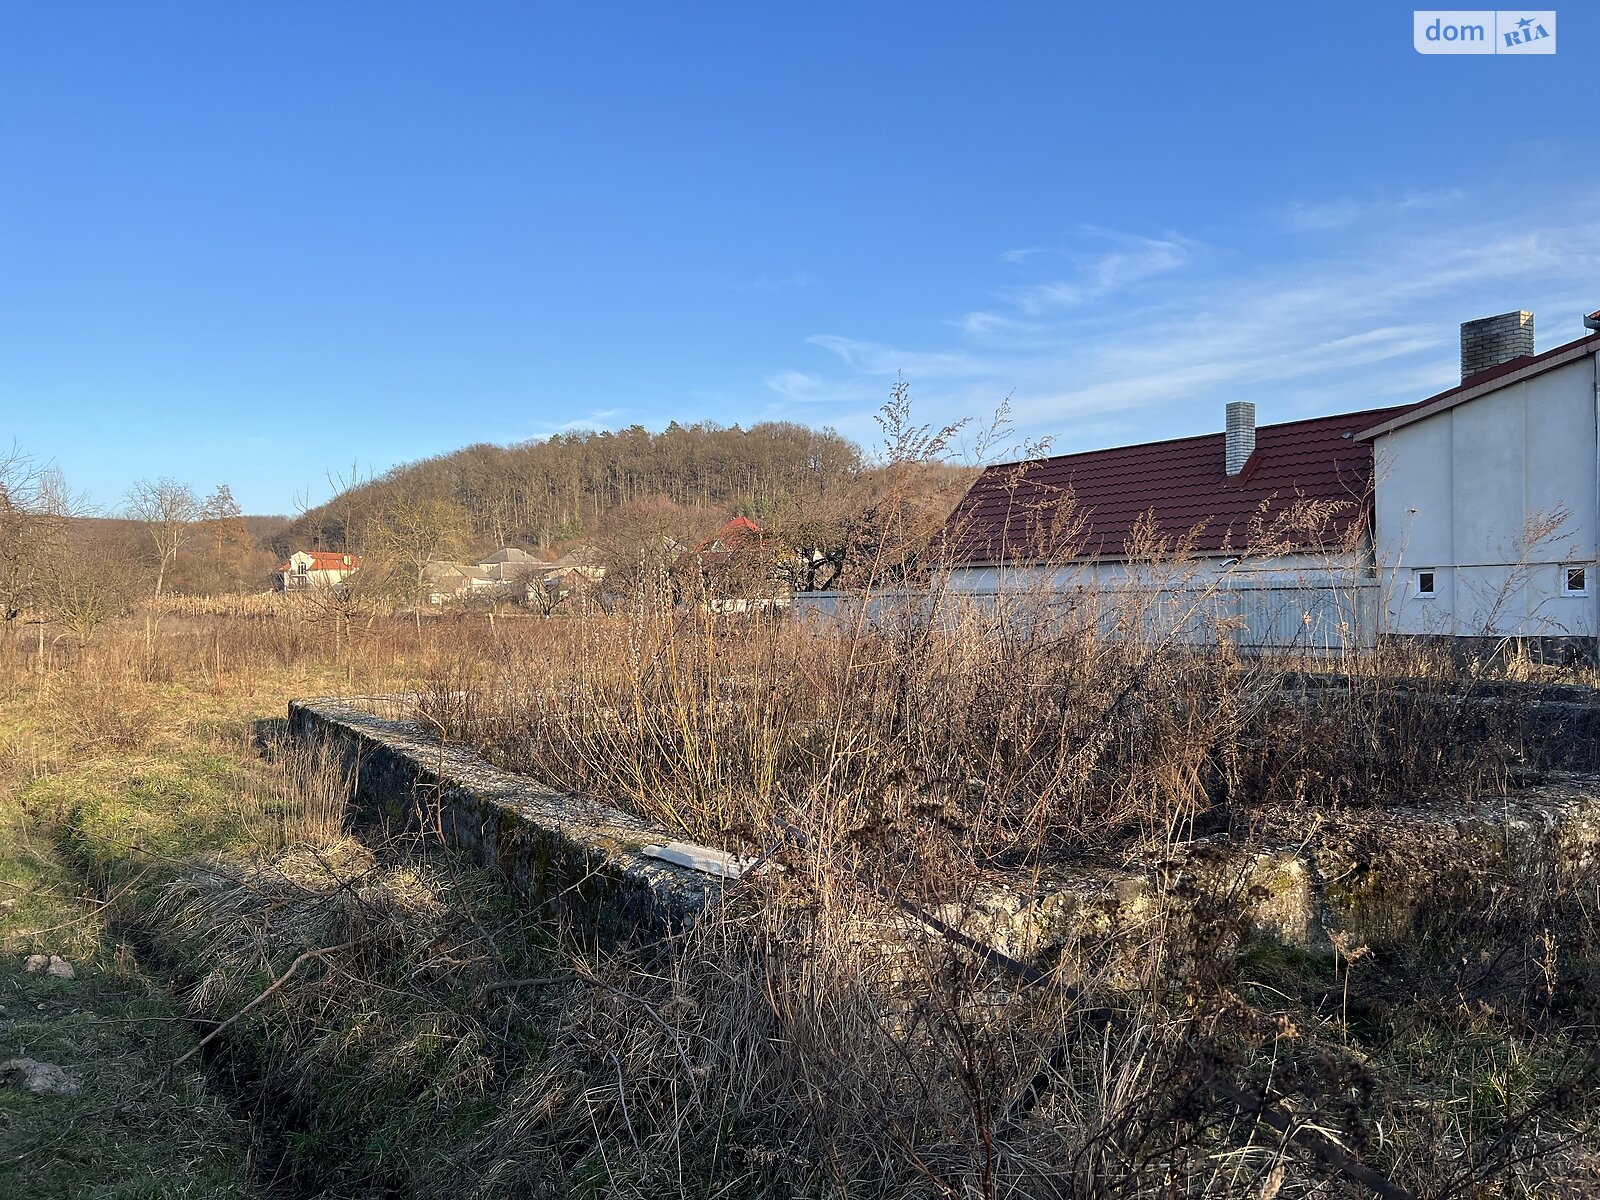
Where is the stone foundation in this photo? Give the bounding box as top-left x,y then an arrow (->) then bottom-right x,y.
287,698 -> 738,946
954,776 -> 1600,967
290,695 -> 1600,968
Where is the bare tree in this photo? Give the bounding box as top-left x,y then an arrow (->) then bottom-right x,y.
0,445 -> 85,629
199,484 -> 245,553
126,477 -> 200,602
590,496 -> 711,606
292,559 -> 390,664
40,535 -> 142,645
369,495 -> 474,629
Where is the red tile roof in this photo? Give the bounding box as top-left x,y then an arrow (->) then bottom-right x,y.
279,550 -> 363,573
695,516 -> 766,554
940,325 -> 1600,567
940,405 -> 1413,564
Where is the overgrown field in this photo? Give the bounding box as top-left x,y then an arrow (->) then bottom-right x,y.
3,602 -> 1600,1198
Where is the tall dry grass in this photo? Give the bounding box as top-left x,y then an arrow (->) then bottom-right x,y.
386,519 -> 1600,1197
417,559 -> 1526,875
4,528 -> 1597,1197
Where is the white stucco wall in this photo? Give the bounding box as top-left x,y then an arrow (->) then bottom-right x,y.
1372,352 -> 1600,638
940,553 -> 1365,595
927,552 -> 1375,652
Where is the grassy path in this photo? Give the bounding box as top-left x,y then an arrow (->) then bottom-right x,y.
0,640 -> 573,1199
0,649 -> 355,1198
0,776 -> 258,1199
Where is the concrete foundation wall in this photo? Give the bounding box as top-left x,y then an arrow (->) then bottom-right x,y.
287,698 -> 734,945
289,689 -> 1600,973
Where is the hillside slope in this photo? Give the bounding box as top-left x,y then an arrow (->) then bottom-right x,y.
285,420 -> 966,560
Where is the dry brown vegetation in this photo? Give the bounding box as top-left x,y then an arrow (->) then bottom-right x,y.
397,554 -> 1600,1197
4,497 -> 1600,1197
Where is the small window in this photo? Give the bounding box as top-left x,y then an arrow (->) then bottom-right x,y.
1564,566 -> 1589,596
1413,569 -> 1436,598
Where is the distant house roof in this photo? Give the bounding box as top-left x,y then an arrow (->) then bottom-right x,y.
940,405 -> 1412,565
424,561 -> 492,589
695,516 -> 766,556
279,550 -> 362,573
1355,329 -> 1600,441
481,547 -> 537,565
546,545 -> 603,572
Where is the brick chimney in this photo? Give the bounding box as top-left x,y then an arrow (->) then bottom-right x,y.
1460,310 -> 1534,380
1225,401 -> 1255,476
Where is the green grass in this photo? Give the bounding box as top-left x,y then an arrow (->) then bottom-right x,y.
0,779 -> 257,1200
5,695 -> 571,1197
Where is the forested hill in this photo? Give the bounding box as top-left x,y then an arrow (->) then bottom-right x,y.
283,421 -> 870,554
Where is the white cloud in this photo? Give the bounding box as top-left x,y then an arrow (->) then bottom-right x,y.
1284,188 -> 1464,231
1000,229 -> 1196,313
803,334 -> 993,379
759,191 -> 1600,460
761,369 -> 875,404
520,409 -> 631,438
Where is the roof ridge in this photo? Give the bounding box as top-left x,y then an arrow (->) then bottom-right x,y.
979,401 -> 1413,475
1357,329 -> 1600,441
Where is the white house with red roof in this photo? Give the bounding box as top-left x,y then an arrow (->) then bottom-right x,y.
928,308 -> 1600,653
1363,310 -> 1600,642
277,550 -> 363,592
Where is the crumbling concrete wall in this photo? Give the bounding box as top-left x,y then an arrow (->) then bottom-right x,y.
1289,675 -> 1600,771
287,698 -> 734,945
952,776 -> 1600,969
290,695 -> 1600,970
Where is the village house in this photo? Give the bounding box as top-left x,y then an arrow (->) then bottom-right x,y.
690,516 -> 792,613
929,308 -> 1600,654
537,546 -> 606,609
276,550 -> 362,592
422,559 -> 491,604
421,546 -> 609,607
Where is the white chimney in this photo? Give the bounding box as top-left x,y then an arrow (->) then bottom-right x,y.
1225,401 -> 1256,476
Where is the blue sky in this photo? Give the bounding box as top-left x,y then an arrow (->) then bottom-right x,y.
2,3 -> 1597,515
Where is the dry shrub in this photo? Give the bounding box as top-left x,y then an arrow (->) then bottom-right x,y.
9,638 -> 169,752
7,486 -> 1596,1196
386,513 -> 1600,1197
418,533 -> 1533,878
243,733 -> 356,849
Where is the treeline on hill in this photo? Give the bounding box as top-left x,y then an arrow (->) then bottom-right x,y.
7,401 -> 979,624
283,418 -> 976,593
2,446 -> 291,631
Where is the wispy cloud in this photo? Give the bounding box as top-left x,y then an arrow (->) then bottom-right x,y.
732,269 -> 814,295
761,189 -> 1600,458
761,369 -> 876,405
1284,188 -> 1463,231
521,409 -> 630,438
997,228 -> 1196,312
804,334 -> 992,379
